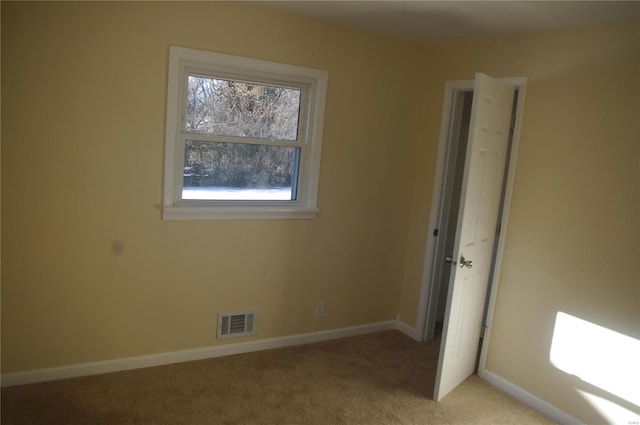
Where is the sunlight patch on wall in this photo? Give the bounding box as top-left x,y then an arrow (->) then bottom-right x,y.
550,312 -> 640,424
577,390 -> 639,425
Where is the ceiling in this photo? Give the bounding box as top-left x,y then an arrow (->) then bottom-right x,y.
254,1 -> 640,43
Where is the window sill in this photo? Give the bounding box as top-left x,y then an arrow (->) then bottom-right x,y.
162,205 -> 319,221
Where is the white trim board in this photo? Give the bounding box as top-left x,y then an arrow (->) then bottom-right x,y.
1,321 -> 399,387
479,369 -> 585,425
396,321 -> 418,341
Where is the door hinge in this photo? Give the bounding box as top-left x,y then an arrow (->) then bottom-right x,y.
480,325 -> 488,339
510,113 -> 516,130
496,222 -> 502,237
433,228 -> 439,237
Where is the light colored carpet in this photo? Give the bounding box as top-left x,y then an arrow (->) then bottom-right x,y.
1,330 -> 556,424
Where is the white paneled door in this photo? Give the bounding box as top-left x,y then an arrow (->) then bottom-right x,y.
434,73 -> 515,401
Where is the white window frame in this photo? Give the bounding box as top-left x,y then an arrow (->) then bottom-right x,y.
163,46 -> 328,220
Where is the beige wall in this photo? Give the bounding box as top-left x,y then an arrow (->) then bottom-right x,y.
399,20 -> 639,424
1,2 -> 427,372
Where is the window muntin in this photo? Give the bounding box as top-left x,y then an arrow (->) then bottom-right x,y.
163,47 -> 327,220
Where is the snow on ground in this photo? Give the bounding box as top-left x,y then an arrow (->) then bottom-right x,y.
182,187 -> 292,201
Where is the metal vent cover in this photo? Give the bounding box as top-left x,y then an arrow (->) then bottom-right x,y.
217,311 -> 256,339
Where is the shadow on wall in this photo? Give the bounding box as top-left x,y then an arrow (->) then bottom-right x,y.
549,312 -> 640,424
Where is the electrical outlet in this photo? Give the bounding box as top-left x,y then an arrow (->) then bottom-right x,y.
315,302 -> 326,319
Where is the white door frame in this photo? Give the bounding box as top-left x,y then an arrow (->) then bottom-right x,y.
415,77 -> 528,374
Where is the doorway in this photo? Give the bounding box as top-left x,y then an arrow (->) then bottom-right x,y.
415,76 -> 528,399
427,90 -> 473,339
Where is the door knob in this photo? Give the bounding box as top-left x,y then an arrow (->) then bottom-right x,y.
445,255 -> 456,265
459,256 -> 473,269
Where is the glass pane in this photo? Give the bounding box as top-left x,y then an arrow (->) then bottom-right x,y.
183,140 -> 300,201
186,75 -> 301,141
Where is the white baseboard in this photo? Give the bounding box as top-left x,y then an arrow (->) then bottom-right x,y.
479,369 -> 585,425
396,320 -> 419,341
1,320 -> 397,388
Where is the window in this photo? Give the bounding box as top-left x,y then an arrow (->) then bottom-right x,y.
163,47 -> 328,220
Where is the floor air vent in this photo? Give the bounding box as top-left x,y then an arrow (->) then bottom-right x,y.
217,311 -> 256,339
